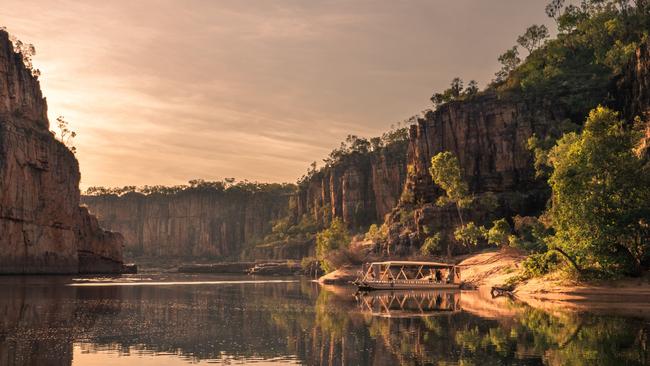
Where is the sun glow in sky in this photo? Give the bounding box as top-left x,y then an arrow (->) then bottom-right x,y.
2,0 -> 551,189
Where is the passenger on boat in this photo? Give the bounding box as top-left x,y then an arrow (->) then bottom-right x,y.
434,269 -> 442,282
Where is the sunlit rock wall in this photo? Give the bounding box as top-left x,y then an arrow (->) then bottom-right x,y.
0,30 -> 123,273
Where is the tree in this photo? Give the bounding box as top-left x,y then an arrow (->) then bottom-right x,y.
431,77 -> 466,107
429,151 -> 472,226
486,219 -> 511,246
453,222 -> 486,249
364,223 -> 387,243
420,233 -> 442,256
450,77 -> 464,98
547,106 -> 650,275
464,80 -> 479,97
316,218 -> 351,273
5,29 -> 40,77
517,25 -> 550,54
545,0 -> 566,20
494,46 -> 521,83
55,116 -> 77,154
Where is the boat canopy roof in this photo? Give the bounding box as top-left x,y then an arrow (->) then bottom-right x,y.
369,261 -> 455,268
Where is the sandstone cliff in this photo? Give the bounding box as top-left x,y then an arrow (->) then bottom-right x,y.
383,94 -> 564,254
82,187 -> 291,259
294,142 -> 407,231
0,30 -> 124,274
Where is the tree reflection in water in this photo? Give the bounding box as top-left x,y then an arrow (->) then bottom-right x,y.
0,275 -> 648,365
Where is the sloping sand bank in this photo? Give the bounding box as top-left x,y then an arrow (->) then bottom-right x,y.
458,249 -> 650,317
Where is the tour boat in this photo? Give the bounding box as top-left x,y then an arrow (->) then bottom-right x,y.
353,261 -> 461,291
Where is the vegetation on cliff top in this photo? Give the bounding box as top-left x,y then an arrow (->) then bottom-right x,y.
297,122 -> 409,187
495,0 -> 649,120
84,179 -> 295,197
431,0 -> 649,121
1,27 -> 40,77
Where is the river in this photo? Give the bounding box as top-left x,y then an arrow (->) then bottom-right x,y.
0,274 -> 648,365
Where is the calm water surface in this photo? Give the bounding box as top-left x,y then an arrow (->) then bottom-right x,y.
1,274 -> 649,365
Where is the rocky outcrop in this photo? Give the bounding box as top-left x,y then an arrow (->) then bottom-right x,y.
384,94 -> 561,254
82,189 -> 291,259
294,146 -> 407,232
0,30 -> 124,274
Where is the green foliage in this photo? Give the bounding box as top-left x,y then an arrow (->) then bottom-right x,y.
431,78 -> 480,108
264,214 -> 319,243
494,46 -> 521,83
522,251 -> 561,277
298,123 -> 409,186
2,27 -> 40,77
475,192 -> 499,212
486,219 -> 512,246
453,222 -> 487,249
420,233 -> 442,255
315,218 -> 351,273
509,215 -> 551,252
85,179 -> 295,197
364,223 -> 387,243
429,152 -> 472,209
399,187 -> 415,204
300,256 -> 320,276
546,106 -> 650,275
527,119 -> 581,178
517,25 -> 550,54
54,116 -> 77,154
494,0 -> 650,119
397,207 -> 415,226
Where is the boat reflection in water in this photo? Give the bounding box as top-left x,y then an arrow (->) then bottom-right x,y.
355,290 -> 461,318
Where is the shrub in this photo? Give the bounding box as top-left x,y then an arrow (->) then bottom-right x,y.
420,233 -> 442,256
316,218 -> 351,273
486,219 -> 512,246
453,222 -> 487,249
522,251 -> 561,277
365,223 -> 387,243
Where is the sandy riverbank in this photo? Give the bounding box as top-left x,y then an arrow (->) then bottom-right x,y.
318,249 -> 650,317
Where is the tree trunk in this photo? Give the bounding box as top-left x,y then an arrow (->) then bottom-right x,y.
551,247 -> 581,273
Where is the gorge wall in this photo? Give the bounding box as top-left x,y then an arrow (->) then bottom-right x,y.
382,39 -> 650,255
82,188 -> 291,259
294,143 -> 407,232
0,30 -> 124,274
383,94 -> 564,254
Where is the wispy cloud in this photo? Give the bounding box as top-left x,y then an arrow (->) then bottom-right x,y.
1,0 -> 552,188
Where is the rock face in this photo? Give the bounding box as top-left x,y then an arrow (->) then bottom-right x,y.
619,41 -> 650,123
0,30 -> 124,273
618,40 -> 650,161
294,147 -> 407,232
82,189 -> 290,259
384,94 -> 561,254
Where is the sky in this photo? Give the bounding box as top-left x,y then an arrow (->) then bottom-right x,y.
1,0 -> 553,189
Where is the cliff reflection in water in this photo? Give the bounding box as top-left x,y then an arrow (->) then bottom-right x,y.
0,275 -> 649,366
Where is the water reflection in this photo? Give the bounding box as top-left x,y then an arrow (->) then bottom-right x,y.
355,290 -> 461,318
0,275 -> 648,365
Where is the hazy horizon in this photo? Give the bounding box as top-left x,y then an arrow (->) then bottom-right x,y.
2,0 -> 552,189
